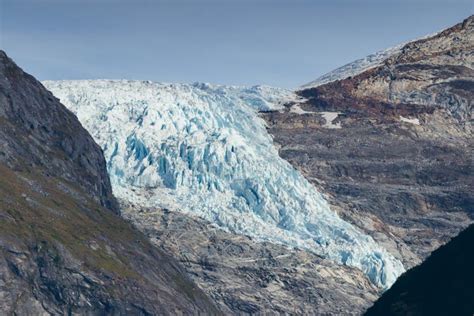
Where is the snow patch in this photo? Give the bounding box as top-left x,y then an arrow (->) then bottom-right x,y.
300,44 -> 405,89
300,32 -> 440,90
44,79 -> 404,289
321,112 -> 342,129
290,104 -> 315,115
400,116 -> 420,125
288,107 -> 342,129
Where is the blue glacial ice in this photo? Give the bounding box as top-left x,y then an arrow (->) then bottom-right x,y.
44,79 -> 404,289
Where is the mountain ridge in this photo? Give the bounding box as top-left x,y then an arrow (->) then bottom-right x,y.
0,50 -> 218,314
262,12 -> 473,286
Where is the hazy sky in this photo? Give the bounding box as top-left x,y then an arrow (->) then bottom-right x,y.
1,0 -> 472,88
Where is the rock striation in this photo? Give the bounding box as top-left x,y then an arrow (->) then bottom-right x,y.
121,203 -> 380,315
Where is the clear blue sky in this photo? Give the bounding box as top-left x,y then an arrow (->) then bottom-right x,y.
1,0 -> 472,88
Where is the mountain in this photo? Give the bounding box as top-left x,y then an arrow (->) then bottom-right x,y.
301,42 -> 408,90
41,15 -> 473,314
262,15 -> 473,272
0,51 -> 217,314
366,224 -> 474,316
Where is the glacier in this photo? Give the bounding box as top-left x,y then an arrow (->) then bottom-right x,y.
44,79 -> 404,289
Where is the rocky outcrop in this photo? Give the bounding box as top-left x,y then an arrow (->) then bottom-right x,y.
121,202 -> 380,315
0,51 -> 217,314
299,15 -> 473,123
366,224 -> 474,316
262,15 -> 473,270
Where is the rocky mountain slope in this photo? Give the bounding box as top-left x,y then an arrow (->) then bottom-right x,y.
122,203 -> 380,314
0,50 -> 217,314
262,15 -> 473,270
366,224 -> 474,316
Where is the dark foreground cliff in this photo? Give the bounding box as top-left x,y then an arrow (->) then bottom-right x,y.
366,224 -> 474,316
0,50 -> 217,314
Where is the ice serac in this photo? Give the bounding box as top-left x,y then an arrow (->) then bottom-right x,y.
44,79 -> 404,288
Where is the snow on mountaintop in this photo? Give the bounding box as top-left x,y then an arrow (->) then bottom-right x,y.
300,32 -> 439,90
44,79 -> 404,288
300,43 -> 405,89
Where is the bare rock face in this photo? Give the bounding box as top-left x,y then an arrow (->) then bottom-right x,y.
0,51 -> 117,212
0,51 -> 217,315
121,203 -> 380,315
262,15 -> 473,270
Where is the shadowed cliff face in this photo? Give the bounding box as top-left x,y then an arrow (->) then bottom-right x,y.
0,51 -> 117,212
0,51 -> 217,315
366,224 -> 474,316
262,15 -> 473,269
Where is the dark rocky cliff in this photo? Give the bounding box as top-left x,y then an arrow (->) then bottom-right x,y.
262,15 -> 473,269
0,51 -> 217,314
0,50 -> 117,212
366,224 -> 474,316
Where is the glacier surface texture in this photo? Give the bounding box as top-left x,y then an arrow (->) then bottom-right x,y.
44,80 -> 404,288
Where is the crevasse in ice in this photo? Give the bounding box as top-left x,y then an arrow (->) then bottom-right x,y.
44,80 -> 404,289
